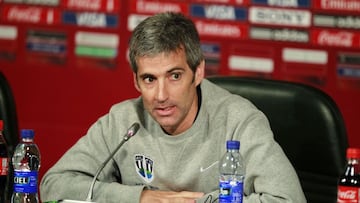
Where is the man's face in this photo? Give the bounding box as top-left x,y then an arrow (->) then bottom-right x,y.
134,49 -> 204,135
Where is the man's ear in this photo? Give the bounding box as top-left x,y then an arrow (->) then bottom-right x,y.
195,60 -> 205,86
133,73 -> 140,92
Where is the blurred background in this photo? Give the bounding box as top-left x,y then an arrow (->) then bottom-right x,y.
0,0 -> 359,188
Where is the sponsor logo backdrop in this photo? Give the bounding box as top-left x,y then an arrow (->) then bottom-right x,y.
0,0 -> 359,187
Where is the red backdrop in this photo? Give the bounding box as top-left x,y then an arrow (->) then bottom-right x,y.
0,0 -> 359,196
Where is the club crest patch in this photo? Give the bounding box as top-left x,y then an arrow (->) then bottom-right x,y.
134,154 -> 154,183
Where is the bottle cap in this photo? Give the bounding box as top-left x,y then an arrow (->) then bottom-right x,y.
21,129 -> 35,139
226,140 -> 240,150
347,148 -> 360,158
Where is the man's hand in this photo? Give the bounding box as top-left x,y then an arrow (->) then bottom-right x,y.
140,190 -> 205,203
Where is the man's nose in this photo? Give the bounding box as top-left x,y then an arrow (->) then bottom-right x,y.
155,80 -> 169,102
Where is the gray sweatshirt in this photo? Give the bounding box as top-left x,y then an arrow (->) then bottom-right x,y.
40,79 -> 306,203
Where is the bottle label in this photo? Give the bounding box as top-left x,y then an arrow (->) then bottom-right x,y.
337,185 -> 360,202
0,157 -> 9,175
13,170 -> 38,193
219,180 -> 243,203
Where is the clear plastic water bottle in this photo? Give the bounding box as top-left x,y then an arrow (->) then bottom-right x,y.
219,140 -> 245,203
0,120 -> 10,203
11,129 -> 41,203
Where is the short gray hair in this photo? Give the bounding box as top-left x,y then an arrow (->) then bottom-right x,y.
128,12 -> 204,73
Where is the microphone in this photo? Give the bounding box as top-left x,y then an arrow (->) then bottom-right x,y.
59,122 -> 140,203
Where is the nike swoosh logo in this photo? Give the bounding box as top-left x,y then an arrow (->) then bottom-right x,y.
200,161 -> 219,173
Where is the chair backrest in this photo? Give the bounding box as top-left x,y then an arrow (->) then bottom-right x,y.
208,76 -> 348,203
0,71 -> 19,201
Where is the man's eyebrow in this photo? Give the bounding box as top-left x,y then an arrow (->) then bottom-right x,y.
138,73 -> 154,79
167,67 -> 185,73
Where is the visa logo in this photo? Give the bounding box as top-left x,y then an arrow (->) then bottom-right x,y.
63,11 -> 118,28
77,13 -> 106,27
191,4 -> 247,21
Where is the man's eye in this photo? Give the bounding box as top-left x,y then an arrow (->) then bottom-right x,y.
171,73 -> 181,80
144,76 -> 154,83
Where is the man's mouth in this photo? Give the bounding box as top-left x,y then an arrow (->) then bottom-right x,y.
155,106 -> 175,116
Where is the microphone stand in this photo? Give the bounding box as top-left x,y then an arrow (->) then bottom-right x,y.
60,123 -> 140,203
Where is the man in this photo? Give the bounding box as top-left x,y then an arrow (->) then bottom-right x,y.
40,12 -> 306,203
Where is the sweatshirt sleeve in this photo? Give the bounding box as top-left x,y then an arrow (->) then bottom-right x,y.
196,109 -> 306,203
39,113 -> 145,203
236,111 -> 306,203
